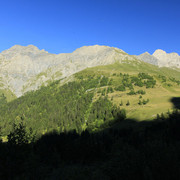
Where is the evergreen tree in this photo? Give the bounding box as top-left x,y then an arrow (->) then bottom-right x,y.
126,100 -> 130,106
156,113 -> 160,119
142,99 -> 147,105
7,121 -> 35,145
161,113 -> 165,120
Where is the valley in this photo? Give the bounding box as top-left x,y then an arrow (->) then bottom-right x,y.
0,45 -> 180,179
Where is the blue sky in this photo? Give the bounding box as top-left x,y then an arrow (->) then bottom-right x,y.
0,0 -> 180,55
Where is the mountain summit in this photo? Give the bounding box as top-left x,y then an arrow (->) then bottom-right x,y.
0,45 -> 136,96
0,45 -> 179,97
137,49 -> 180,68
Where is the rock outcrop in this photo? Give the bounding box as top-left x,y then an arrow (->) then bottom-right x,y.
0,45 -> 179,97
0,45 -> 137,96
137,49 -> 180,68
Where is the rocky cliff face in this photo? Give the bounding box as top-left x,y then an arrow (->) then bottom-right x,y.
137,49 -> 180,68
0,45 -> 137,96
153,49 -> 180,68
0,45 -> 179,97
136,52 -> 159,66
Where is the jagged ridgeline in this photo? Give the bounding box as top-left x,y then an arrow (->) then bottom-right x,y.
0,44 -> 179,98
0,61 -> 179,137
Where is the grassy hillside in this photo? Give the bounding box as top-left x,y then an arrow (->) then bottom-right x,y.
0,61 -> 179,137
0,89 -> 16,105
0,76 -> 125,137
75,62 -> 180,120
0,61 -> 180,179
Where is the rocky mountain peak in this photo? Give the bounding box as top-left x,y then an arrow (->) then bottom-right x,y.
1,45 -> 49,60
2,44 -> 39,53
0,44 -> 179,97
153,49 -> 166,56
143,52 -> 151,55
72,45 -> 113,56
137,49 -> 180,68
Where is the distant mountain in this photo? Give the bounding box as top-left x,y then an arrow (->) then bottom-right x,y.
0,45 -> 179,97
137,49 -> 180,68
0,45 -> 137,96
136,52 -> 159,66
153,49 -> 180,68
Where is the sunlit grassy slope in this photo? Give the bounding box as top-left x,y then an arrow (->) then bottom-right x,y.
0,89 -> 16,102
75,61 -> 180,120
0,60 -> 179,137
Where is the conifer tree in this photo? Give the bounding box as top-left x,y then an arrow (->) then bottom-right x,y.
126,100 -> 130,106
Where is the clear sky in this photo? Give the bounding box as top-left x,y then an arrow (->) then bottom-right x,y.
0,0 -> 180,55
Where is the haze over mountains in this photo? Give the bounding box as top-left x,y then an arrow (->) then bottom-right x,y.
0,45 -> 179,97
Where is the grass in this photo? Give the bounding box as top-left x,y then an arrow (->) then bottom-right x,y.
74,62 -> 180,121
0,89 -> 16,102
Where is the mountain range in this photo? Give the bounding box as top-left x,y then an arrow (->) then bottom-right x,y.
137,50 -> 180,68
0,45 -> 179,97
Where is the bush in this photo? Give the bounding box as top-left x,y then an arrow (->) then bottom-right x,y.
127,90 -> 136,95
115,85 -> 126,91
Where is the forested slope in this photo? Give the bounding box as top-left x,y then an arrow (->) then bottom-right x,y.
0,62 -> 179,137
0,62 -> 179,179
0,75 -> 125,137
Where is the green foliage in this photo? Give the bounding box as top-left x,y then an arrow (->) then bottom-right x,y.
138,100 -> 142,105
120,100 -> 123,106
169,77 -> 180,85
0,79 -> 97,135
107,87 -> 114,93
0,77 -> 126,136
126,100 -> 130,106
157,113 -> 160,119
0,93 -> 7,107
159,75 -> 167,83
131,77 -> 144,87
115,85 -> 126,91
100,76 -> 109,87
108,78 -> 113,85
127,90 -> 136,95
145,79 -> 156,88
136,90 -> 146,95
113,72 -> 156,94
127,89 -> 146,95
138,99 -> 149,105
87,96 -> 126,129
101,88 -> 106,96
138,73 -> 153,80
1,111 -> 180,179
0,111 -> 180,179
8,121 -> 35,145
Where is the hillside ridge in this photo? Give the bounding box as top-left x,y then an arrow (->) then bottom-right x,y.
0,44 -> 179,97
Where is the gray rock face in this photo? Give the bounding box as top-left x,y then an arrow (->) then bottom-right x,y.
137,49 -> 180,68
0,45 -> 179,97
0,45 -> 138,96
136,52 -> 159,66
153,49 -> 180,68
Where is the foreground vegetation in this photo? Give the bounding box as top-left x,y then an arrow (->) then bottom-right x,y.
0,109 -> 180,179
0,62 -> 179,179
0,63 -> 179,137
